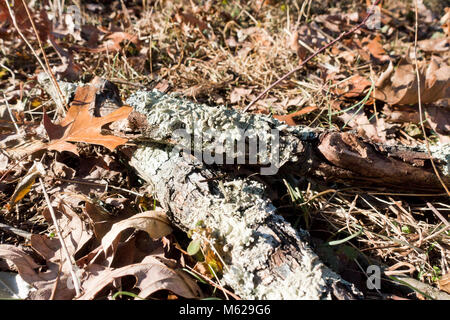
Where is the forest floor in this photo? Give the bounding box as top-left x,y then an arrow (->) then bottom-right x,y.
0,0 -> 449,300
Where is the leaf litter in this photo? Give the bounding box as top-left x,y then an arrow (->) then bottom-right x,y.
0,0 -> 449,300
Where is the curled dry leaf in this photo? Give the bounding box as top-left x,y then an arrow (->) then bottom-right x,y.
101,211 -> 173,256
374,57 -> 450,105
40,201 -> 93,258
5,165 -> 40,210
333,74 -> 372,98
273,106 -> 318,126
78,31 -> 139,53
0,245 -> 41,283
26,201 -> 94,299
29,234 -> 78,300
438,273 -> 450,294
363,35 -> 390,62
5,162 -> 45,210
78,255 -> 203,300
0,244 -> 71,299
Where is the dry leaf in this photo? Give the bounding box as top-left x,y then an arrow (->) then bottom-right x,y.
175,10 -> 208,32
334,75 -> 372,98
0,244 -> 68,299
363,35 -> 390,62
100,32 -> 139,52
229,88 -> 252,104
418,37 -> 449,53
339,109 -> 388,143
77,255 -> 202,300
273,106 -> 318,126
438,273 -> 450,294
441,8 -> 450,36
374,57 -> 450,105
6,162 -> 45,210
101,211 -> 173,256
290,26 -> 327,62
40,201 -> 93,258
0,245 -> 41,282
29,234 -> 78,300
27,200 -> 94,299
43,79 -> 132,155
425,105 -> 450,144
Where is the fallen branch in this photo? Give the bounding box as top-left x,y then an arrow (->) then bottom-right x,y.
122,90 -> 448,299
39,78 -> 449,299
125,90 -> 449,192
129,142 -> 361,299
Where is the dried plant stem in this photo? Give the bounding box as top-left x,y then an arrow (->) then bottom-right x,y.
184,265 -> 241,300
413,0 -> 450,197
20,0 -> 67,112
0,222 -> 32,240
244,0 -> 381,112
5,0 -> 66,113
55,178 -> 144,197
2,92 -> 21,134
39,177 -> 81,297
426,202 -> 450,228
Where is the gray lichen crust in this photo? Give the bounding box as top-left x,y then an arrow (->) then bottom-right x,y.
38,78 -> 448,298
127,92 -> 361,299
126,90 -> 449,179
130,143 -> 359,299
126,90 -> 321,170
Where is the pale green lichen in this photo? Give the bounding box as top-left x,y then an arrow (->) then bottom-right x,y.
128,91 -> 359,299
428,144 -> 450,175
126,90 -> 320,172
130,142 -> 349,299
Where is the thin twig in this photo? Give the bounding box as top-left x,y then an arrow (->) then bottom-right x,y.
0,222 -> 32,240
2,93 -> 21,134
55,177 -> 144,197
19,0 -> 67,113
413,0 -> 450,197
5,0 -> 66,113
244,0 -> 381,112
39,177 -> 81,296
184,265 -> 241,300
426,202 -> 450,228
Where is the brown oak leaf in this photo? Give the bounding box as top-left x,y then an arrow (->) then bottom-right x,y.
43,81 -> 132,155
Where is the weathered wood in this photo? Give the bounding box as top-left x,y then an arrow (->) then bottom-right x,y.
130,143 -> 361,299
